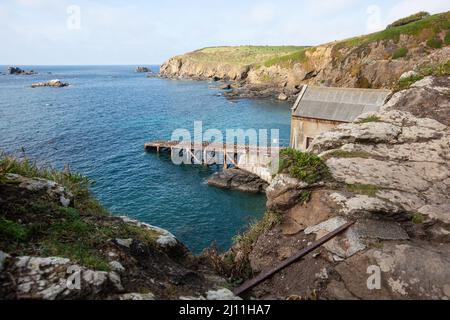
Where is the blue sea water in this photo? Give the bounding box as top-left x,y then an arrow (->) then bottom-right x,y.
0,65 -> 291,253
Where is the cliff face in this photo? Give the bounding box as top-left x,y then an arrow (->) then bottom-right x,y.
161,12 -> 450,100
224,76 -> 450,300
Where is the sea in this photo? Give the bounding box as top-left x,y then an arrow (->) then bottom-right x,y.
0,65 -> 291,253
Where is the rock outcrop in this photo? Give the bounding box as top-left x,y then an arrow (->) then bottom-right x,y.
234,80 -> 450,300
135,67 -> 150,73
8,67 -> 36,75
207,168 -> 268,194
31,80 -> 69,88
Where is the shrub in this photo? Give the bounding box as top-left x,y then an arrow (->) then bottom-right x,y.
346,184 -> 379,197
392,47 -> 408,59
387,12 -> 430,29
0,217 -> 30,242
278,148 -> 329,184
445,31 -> 450,45
427,37 -> 443,49
396,74 -> 424,91
411,213 -> 425,224
357,115 -> 382,123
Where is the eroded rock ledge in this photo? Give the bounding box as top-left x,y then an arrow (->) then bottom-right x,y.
207,168 -> 268,194
230,78 -> 450,300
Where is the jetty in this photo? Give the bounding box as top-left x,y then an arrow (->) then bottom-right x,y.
144,140 -> 281,182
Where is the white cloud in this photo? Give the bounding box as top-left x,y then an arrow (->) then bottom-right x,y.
307,0 -> 359,16
246,3 -> 276,25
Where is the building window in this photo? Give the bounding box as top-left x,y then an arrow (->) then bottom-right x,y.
306,137 -> 314,149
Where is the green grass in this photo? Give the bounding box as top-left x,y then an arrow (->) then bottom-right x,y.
0,217 -> 30,242
334,11 -> 450,50
396,74 -> 424,91
394,60 -> 450,91
187,46 -> 306,66
323,150 -> 373,160
386,12 -> 430,29
346,184 -> 379,197
411,213 -> 425,224
299,191 -> 312,205
233,212 -> 282,252
263,47 -> 311,68
260,74 -> 274,82
278,148 -> 329,184
0,154 -> 108,216
427,37 -> 443,49
445,31 -> 450,45
40,241 -> 111,271
357,115 -> 382,123
392,47 -> 408,59
0,154 -> 170,271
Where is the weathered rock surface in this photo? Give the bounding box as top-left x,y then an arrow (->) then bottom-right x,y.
31,79 -> 69,88
382,76 -> 450,126
207,168 -> 268,194
242,81 -> 450,299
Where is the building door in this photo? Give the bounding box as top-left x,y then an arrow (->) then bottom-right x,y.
306,137 -> 314,149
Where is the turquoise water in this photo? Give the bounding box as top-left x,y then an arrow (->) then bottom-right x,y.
0,65 -> 291,253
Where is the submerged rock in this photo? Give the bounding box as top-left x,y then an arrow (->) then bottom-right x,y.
31,79 -> 69,88
207,168 -> 268,194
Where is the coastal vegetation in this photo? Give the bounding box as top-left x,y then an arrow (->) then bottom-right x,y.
395,60 -> 450,90
392,47 -> 408,59
0,155 -> 167,271
278,148 -> 329,184
386,11 -> 430,29
187,46 -> 306,66
334,11 -> 449,49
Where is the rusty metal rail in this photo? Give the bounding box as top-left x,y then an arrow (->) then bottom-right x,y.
233,220 -> 355,296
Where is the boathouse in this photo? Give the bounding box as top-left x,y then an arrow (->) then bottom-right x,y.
290,85 -> 391,151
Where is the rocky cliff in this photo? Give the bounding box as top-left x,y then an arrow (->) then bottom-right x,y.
161,11 -> 450,100
220,76 -> 450,299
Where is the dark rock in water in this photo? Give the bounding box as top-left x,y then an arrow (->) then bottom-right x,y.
207,168 -> 268,194
212,76 -> 221,82
31,79 -> 69,88
7,66 -> 37,75
136,66 -> 150,73
219,84 -> 231,90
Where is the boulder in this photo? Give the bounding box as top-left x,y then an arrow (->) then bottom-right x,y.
277,93 -> 288,101
207,168 -> 268,194
31,80 -> 69,88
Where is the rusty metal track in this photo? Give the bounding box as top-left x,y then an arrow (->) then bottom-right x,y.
233,220 -> 355,297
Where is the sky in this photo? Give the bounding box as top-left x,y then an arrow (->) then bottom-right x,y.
1,0 -> 449,65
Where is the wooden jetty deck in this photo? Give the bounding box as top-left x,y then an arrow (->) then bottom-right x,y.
145,140 -> 280,154
144,140 -> 280,169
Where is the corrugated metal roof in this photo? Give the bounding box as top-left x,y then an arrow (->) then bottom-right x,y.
292,86 -> 391,122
